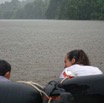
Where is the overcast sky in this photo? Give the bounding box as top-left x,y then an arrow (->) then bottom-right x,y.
0,0 -> 25,4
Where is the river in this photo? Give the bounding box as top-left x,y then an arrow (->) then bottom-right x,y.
0,20 -> 104,85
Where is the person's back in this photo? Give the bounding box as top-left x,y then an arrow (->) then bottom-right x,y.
60,64 -> 103,78
0,60 -> 11,82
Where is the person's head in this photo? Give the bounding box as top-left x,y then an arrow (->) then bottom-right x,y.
64,50 -> 90,68
0,60 -> 11,79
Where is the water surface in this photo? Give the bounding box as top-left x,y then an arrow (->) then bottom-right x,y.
0,20 -> 104,85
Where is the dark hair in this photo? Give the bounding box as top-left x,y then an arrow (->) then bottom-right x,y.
0,60 -> 11,76
67,50 -> 90,65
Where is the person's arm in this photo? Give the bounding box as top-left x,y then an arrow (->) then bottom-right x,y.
60,67 -> 74,78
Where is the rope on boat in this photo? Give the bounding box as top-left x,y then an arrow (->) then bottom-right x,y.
60,77 -> 69,84
17,78 -> 70,103
17,81 -> 49,99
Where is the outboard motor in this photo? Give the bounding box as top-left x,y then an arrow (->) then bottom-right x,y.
0,82 -> 43,103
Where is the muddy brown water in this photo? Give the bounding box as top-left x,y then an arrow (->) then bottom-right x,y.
0,20 -> 104,85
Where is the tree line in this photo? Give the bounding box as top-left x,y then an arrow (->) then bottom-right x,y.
0,0 -> 104,20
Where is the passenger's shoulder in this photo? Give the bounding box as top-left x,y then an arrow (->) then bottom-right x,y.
65,64 -> 80,70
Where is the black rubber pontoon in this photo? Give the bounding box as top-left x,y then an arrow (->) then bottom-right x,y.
0,82 -> 42,103
57,74 -> 104,103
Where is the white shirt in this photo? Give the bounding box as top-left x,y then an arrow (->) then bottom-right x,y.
60,64 -> 103,78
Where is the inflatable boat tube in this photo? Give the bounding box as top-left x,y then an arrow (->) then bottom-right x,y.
56,74 -> 104,103
0,82 -> 42,103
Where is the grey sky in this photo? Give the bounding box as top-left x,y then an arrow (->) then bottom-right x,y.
0,0 -> 25,4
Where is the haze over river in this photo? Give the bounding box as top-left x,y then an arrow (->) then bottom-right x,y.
0,20 -> 104,85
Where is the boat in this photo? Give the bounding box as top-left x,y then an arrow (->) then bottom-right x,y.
0,74 -> 104,103
54,74 -> 104,103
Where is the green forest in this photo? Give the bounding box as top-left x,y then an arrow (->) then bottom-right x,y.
0,0 -> 104,20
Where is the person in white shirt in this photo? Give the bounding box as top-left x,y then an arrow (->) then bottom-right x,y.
60,50 -> 103,78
